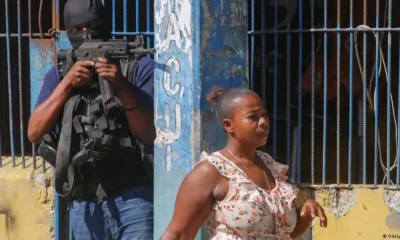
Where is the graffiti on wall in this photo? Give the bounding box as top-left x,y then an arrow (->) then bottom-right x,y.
154,0 -> 193,171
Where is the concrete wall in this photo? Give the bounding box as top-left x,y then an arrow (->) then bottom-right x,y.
154,0 -> 248,239
0,157 -> 53,240
299,188 -> 400,240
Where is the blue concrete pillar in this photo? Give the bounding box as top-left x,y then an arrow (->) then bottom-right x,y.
154,1 -> 248,239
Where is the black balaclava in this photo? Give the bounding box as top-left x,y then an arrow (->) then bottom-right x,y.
64,0 -> 106,49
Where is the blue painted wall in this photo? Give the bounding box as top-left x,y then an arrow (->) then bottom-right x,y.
29,39 -> 54,113
154,0 -> 248,239
199,1 -> 248,153
29,32 -> 72,240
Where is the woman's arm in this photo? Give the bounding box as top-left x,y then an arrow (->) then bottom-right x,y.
289,210 -> 314,239
290,199 -> 327,239
160,161 -> 222,240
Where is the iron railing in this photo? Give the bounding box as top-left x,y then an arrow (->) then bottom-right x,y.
248,0 -> 400,187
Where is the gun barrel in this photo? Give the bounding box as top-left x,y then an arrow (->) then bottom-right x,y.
128,48 -> 156,54
127,42 -> 142,48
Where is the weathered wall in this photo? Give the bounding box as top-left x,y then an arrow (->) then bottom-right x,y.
154,0 -> 248,239
298,188 -> 400,240
0,157 -> 53,240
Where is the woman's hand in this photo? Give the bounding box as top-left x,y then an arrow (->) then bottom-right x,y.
299,199 -> 327,227
290,199 -> 327,239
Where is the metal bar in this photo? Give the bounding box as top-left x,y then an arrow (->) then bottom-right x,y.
296,183 -> 400,190
362,0 -> 368,185
29,0 -> 36,170
387,0 -> 393,185
348,0 -> 354,185
5,0 -> 15,166
0,33 -> 52,38
136,0 -> 139,32
374,0 -> 380,186
397,38 -> 400,186
29,0 -> 32,37
248,28 -> 400,34
52,0 -> 56,32
29,0 -> 35,170
146,0 -> 150,48
336,0 -> 341,185
55,0 -> 60,30
311,0 -> 315,184
322,0 -> 328,185
112,0 -> 116,39
123,0 -> 127,40
18,0 -> 25,167
286,21 -> 291,167
297,0 -> 303,183
33,145 -> 36,169
250,0 -> 255,90
0,1 -> 4,166
272,0 -> 278,160
111,32 -> 155,36
261,0 -> 266,109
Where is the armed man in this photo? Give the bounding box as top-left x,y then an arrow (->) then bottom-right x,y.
27,0 -> 155,238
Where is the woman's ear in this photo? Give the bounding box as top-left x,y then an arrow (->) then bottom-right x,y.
223,118 -> 234,134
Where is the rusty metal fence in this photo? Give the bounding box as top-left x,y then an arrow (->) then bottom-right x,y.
249,0 -> 400,188
0,0 -> 54,169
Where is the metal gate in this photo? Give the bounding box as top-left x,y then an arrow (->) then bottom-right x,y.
248,0 -> 400,188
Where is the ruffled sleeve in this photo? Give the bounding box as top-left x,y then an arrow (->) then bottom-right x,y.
256,151 -> 299,211
198,151 -> 236,179
257,151 -> 290,182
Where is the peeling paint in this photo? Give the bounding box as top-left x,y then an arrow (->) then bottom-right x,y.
35,174 -> 54,211
155,103 -> 182,145
200,0 -> 216,64
155,0 -> 248,238
383,190 -> 400,213
30,39 -> 54,113
0,157 -> 52,239
155,0 -> 194,172
155,0 -> 193,68
191,110 -> 202,168
154,57 -> 183,146
313,188 -> 400,240
163,57 -> 183,96
166,145 -> 172,170
315,189 -> 356,218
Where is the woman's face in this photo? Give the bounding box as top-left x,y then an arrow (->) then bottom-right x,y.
224,93 -> 270,147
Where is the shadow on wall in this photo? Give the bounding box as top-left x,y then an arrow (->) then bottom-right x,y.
0,209 -> 12,240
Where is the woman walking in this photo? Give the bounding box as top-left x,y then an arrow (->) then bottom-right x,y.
161,86 -> 327,240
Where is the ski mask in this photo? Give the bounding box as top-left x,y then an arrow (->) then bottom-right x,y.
64,0 -> 106,49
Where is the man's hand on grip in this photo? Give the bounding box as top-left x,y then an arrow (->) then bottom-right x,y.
65,60 -> 95,88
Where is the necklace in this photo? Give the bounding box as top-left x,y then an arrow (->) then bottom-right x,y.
227,149 -> 272,191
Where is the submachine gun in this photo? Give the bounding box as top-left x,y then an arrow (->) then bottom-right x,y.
38,35 -> 156,168
57,34 -> 156,113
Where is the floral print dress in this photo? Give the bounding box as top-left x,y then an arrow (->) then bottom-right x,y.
201,151 -> 299,240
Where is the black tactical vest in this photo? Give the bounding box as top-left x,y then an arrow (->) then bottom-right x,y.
38,60 -> 154,202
